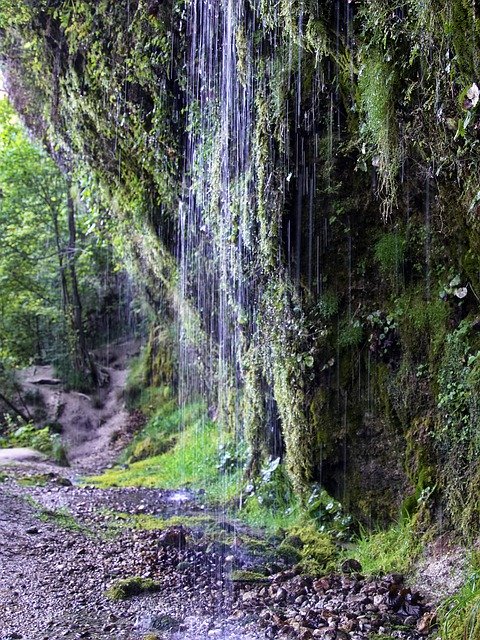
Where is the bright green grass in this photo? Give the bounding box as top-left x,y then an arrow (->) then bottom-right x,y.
236,497 -> 300,532
89,418 -> 243,502
341,517 -> 421,575
122,398 -> 204,463
439,559 -> 480,640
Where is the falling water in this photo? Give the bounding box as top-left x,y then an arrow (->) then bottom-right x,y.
424,170 -> 431,301
171,0 -> 359,524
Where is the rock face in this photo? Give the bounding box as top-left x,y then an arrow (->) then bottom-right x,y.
2,1 -> 480,532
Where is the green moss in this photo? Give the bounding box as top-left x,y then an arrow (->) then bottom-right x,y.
105,576 -> 160,601
38,507 -> 92,536
286,523 -> 338,575
358,51 -> 399,218
17,474 -> 50,487
101,510 -> 214,532
277,542 -> 302,565
374,232 -> 405,280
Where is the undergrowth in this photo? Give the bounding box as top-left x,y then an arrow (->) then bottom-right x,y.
342,516 -> 421,576
0,416 -> 67,465
438,554 -> 480,640
89,408 -> 243,503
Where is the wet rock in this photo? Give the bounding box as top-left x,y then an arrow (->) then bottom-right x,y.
157,526 -> 187,549
26,526 -> 39,535
340,558 -> 362,573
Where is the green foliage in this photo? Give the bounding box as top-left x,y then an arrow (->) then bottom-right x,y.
0,416 -> 67,464
358,52 -> 399,217
436,320 -> 480,443
374,232 -> 405,277
394,291 -> 448,361
105,577 -> 160,601
285,523 -> 338,575
305,484 -> 352,541
343,516 -> 422,576
338,319 -> 363,349
123,396 -> 202,463
433,320 -> 480,534
89,402 -> 242,502
439,557 -> 480,640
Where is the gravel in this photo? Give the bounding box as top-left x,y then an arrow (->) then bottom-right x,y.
0,472 -> 438,640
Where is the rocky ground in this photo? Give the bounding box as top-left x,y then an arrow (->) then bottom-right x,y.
0,466 -> 443,640
0,341 -> 454,640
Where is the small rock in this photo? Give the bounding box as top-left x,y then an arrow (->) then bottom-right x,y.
26,526 -> 39,535
274,587 -> 288,603
341,558 -> 363,573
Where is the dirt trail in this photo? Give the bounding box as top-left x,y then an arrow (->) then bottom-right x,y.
0,481 -> 264,640
14,339 -> 141,474
0,342 -> 463,640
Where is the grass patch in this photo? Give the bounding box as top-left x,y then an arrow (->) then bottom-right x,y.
122,399 -> 203,463
237,497 -> 300,532
439,555 -> 480,640
89,413 -> 242,503
99,509 -> 216,533
342,516 -> 421,575
38,506 -> 93,536
105,576 -> 160,600
17,474 -> 50,487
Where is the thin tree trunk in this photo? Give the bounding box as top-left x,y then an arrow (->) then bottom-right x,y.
66,185 -> 98,387
0,390 -> 29,423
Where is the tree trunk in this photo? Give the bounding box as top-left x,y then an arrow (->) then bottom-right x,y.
0,390 -> 30,423
66,185 -> 98,387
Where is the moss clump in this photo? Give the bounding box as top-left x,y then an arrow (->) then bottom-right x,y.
285,524 -> 338,575
128,434 -> 177,463
102,510 -> 214,532
277,542 -> 302,565
17,474 -> 50,487
106,577 -> 160,601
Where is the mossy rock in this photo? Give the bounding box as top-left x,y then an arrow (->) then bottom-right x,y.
287,524 -> 337,575
231,570 -> 269,582
128,434 -> 176,463
105,577 -> 161,600
277,542 -> 302,565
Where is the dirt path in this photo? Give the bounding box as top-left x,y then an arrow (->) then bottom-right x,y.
15,340 -> 141,474
0,342 -> 266,640
0,342 -> 449,640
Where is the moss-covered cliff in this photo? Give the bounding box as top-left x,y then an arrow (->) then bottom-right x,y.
3,0 -> 480,534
